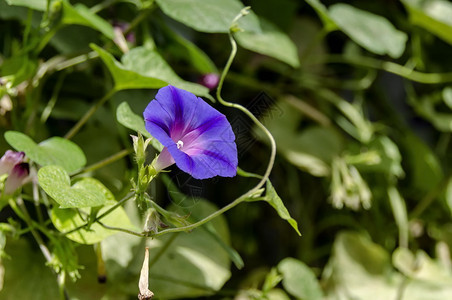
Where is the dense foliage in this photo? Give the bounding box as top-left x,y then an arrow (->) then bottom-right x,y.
1,0 -> 452,299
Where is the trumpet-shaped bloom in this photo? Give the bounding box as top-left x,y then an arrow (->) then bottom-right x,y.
143,85 -> 237,179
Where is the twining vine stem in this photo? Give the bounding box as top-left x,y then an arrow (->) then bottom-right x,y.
62,8 -> 276,239
141,8 -> 277,239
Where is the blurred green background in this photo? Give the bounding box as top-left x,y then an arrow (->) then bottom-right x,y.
2,0 -> 452,299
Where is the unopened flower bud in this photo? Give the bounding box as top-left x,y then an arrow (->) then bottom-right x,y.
0,150 -> 25,176
4,162 -> 29,194
198,73 -> 219,90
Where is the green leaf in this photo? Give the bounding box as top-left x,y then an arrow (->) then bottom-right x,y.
305,0 -> 338,31
4,131 -> 86,173
1,54 -> 38,87
323,231 -> 401,299
61,1 -> 115,40
155,0 -> 261,33
51,204 -> 134,244
329,4 -> 408,58
162,174 -> 244,269
235,18 -> 300,68
402,133 -> 442,193
91,44 -> 211,99
121,46 -> 211,98
91,44 -> 167,90
116,102 -> 163,151
248,180 -> 301,236
5,0 -> 46,11
402,0 -> 452,45
256,101 -> 343,176
277,257 -> 323,300
163,26 -> 218,74
387,186 -> 408,248
147,200 -> 232,298
38,165 -> 115,208
0,238 -> 59,298
393,248 -> 452,285
352,136 -> 404,178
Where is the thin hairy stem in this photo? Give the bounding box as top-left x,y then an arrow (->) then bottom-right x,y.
64,89 -> 116,139
62,192 -> 134,235
74,149 -> 132,176
318,55 -> 452,84
216,33 -> 276,196
148,12 -> 277,238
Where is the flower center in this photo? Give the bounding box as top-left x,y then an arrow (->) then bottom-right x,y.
176,140 -> 184,149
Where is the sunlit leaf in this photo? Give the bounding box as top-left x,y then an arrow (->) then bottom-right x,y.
402,0 -> 452,45
155,0 -> 260,33
116,102 -> 163,151
323,231 -> 401,300
329,4 -> 407,58
235,18 -> 300,68
91,44 -> 211,99
278,257 -> 323,300
38,165 -> 115,208
4,131 -> 86,173
305,0 -> 338,31
5,0 -> 46,11
61,1 -> 115,40
51,204 -> 134,244
147,200 -> 231,298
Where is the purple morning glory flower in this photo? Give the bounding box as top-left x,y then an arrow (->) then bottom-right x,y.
143,85 -> 238,179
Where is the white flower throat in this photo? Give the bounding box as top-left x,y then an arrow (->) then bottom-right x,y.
177,140 -> 184,149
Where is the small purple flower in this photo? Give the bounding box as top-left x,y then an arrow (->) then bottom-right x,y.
143,85 -> 238,179
0,150 -> 25,176
4,162 -> 29,195
198,73 -> 220,90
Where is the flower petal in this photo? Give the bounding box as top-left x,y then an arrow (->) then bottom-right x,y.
143,85 -> 238,179
166,140 -> 238,179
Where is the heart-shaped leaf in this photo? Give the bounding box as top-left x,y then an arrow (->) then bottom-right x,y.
38,165 -> 113,208
91,44 -> 211,99
51,205 -> 135,244
116,102 -> 163,151
4,131 -> 86,173
155,0 -> 260,33
329,3 -> 407,58
235,18 -> 300,68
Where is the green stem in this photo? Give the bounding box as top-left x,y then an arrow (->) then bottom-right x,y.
55,51 -> 99,71
97,221 -> 145,237
216,33 -> 276,197
145,10 -> 277,239
64,89 -> 117,139
41,71 -> 66,123
62,193 -> 134,235
148,233 -> 179,268
409,177 -> 450,219
321,55 -> 452,84
9,198 -> 69,299
90,0 -> 118,13
73,149 -> 132,175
